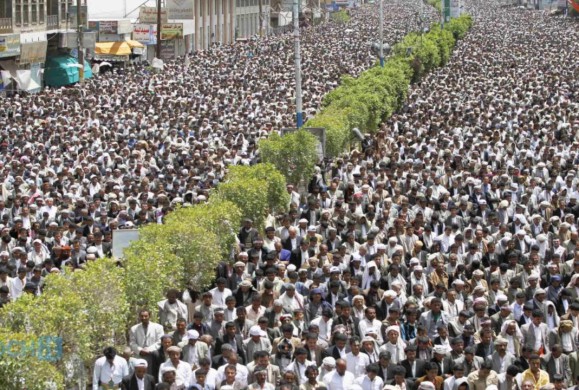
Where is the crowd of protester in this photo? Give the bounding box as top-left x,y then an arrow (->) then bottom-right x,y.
1,0 -> 579,389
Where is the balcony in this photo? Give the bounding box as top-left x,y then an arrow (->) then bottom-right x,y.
47,14 -> 58,29
0,17 -> 13,33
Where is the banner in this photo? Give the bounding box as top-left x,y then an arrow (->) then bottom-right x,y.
139,7 -> 168,24
87,21 -> 99,31
19,42 -> 47,64
99,20 -> 118,34
112,229 -> 140,259
0,34 -> 20,58
20,33 -> 47,64
161,23 -> 183,40
161,40 -> 176,59
166,0 -> 194,19
133,24 -> 157,44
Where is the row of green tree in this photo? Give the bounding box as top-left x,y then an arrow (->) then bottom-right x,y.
306,14 -> 473,157
0,162 -> 299,389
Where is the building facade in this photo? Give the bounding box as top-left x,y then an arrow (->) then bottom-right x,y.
0,0 -> 95,93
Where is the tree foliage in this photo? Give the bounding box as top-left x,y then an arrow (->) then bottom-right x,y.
123,227 -> 184,320
225,163 -> 290,214
215,177 -> 270,230
0,330 -> 64,390
305,14 -> 473,153
331,9 -> 351,23
258,130 -> 319,187
171,199 -> 242,261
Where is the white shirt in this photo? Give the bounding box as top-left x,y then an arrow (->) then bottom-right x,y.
210,287 -> 232,308
0,276 -> 14,298
506,335 -> 516,356
355,375 -> 383,390
287,360 -> 315,384
158,360 -> 192,387
381,342 -> 405,364
554,356 -> 561,374
11,277 -> 26,300
217,363 -> 249,387
359,318 -> 384,344
323,371 -> 355,390
443,376 -> 457,390
532,324 -> 542,351
93,355 -> 129,389
192,367 -> 219,389
561,332 -> 573,352
245,305 -> 266,322
311,317 -> 332,343
136,376 -> 145,390
346,352 -> 370,378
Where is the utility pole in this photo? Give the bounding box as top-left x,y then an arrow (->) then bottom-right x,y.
156,0 -> 162,58
293,0 -> 303,128
77,0 -> 84,84
379,0 -> 384,67
259,0 -> 264,37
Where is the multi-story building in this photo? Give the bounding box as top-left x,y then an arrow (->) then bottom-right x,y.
0,0 -> 95,92
235,0 -> 271,38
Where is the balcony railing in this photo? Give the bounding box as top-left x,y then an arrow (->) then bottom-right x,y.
47,14 -> 58,29
0,17 -> 12,33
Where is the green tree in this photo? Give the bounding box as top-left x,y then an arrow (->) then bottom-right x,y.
214,177 -> 270,230
331,9 -> 351,23
0,331 -> 64,390
259,130 -> 320,185
226,164 -> 290,214
123,227 -> 184,320
306,14 -> 473,155
67,260 -> 129,358
170,200 -> 242,261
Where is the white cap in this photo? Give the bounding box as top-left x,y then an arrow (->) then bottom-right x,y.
135,359 -> 148,367
418,382 -> 436,390
187,330 -> 200,340
249,325 -> 266,337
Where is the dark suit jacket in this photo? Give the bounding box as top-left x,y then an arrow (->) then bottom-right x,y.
515,357 -> 530,371
541,353 -> 572,384
282,237 -> 298,251
215,334 -> 247,363
400,358 -> 427,379
475,342 -> 494,359
289,248 -> 306,269
212,354 -> 227,369
121,373 -> 156,390
377,362 -> 397,381
150,347 -> 167,381
331,315 -> 360,338
322,345 -> 345,360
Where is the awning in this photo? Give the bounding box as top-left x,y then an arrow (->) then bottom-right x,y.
125,39 -> 145,49
95,41 -> 132,56
93,54 -> 130,62
44,56 -> 93,87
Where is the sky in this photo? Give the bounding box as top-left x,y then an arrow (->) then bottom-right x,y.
88,0 -> 157,20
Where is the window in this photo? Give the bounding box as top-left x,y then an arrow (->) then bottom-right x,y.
15,0 -> 22,25
31,0 -> 37,23
39,0 -> 44,22
23,3 -> 29,24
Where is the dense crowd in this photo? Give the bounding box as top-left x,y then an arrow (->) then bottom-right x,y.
2,0 -> 579,388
